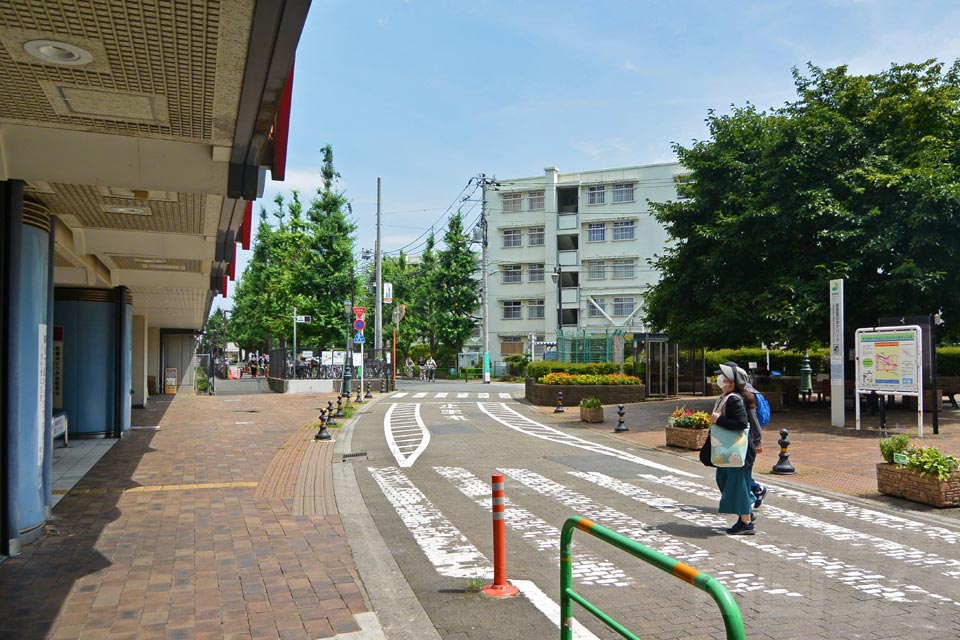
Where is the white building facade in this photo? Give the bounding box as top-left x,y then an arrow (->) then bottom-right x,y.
485,163 -> 685,363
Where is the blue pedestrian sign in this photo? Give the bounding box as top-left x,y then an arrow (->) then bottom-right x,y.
353,331 -> 365,344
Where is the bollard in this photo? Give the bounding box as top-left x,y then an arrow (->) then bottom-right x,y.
314,409 -> 331,441
554,391 -> 565,413
335,395 -> 345,418
771,428 -> 796,475
483,473 -> 520,597
355,388 -> 364,404
614,403 -> 628,432
325,400 -> 337,426
365,381 -> 373,399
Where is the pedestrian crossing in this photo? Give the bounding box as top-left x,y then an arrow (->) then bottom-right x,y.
364,401 -> 960,637
391,391 -> 514,399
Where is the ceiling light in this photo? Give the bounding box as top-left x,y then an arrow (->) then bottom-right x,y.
23,40 -> 93,66
107,206 -> 149,215
134,258 -> 167,264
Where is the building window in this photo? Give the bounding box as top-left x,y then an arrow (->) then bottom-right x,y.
613,220 -> 635,241
502,265 -> 522,284
587,223 -> 606,242
502,193 -> 522,213
502,300 -> 522,320
528,263 -> 544,282
612,183 -> 635,203
502,229 -> 522,248
501,336 -> 524,355
588,297 -> 606,318
587,260 -> 606,280
528,299 -> 545,319
613,297 -> 635,316
528,226 -> 544,246
528,191 -> 544,210
613,258 -> 636,279
588,185 -> 605,205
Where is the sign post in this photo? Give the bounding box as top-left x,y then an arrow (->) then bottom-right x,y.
855,325 -> 923,436
829,279 -> 845,427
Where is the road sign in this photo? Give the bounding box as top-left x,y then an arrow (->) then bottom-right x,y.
354,319 -> 365,331
353,332 -> 365,344
383,282 -> 393,304
295,315 -> 311,323
353,307 -> 366,319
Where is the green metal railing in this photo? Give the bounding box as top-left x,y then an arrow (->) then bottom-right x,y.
560,515 -> 745,640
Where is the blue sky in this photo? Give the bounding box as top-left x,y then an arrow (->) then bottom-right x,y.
221,0 -> 960,308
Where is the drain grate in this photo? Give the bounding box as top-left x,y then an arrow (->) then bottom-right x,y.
342,451 -> 368,460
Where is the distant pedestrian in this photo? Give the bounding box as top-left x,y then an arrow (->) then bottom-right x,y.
711,362 -> 757,535
425,356 -> 437,382
249,358 -> 258,378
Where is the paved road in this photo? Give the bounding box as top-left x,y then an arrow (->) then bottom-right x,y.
348,381 -> 960,640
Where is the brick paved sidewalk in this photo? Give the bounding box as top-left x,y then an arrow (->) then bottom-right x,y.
533,395 -> 960,515
0,390 -> 368,639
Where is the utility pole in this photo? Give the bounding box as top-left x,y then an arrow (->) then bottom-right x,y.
477,173 -> 500,383
375,177 -> 383,361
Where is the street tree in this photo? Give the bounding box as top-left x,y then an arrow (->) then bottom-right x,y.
433,211 -> 479,355
645,59 -> 960,348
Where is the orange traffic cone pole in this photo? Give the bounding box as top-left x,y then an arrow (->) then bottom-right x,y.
483,473 -> 520,597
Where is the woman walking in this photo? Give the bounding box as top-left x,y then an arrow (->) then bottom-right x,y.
710,361 -> 757,535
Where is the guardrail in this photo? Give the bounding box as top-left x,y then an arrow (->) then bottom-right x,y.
560,515 -> 745,640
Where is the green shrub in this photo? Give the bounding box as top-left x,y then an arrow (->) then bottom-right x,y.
879,434 -> 912,463
504,354 -> 530,377
906,447 -> 959,481
526,361 -> 623,380
579,396 -> 603,408
937,346 -> 960,376
706,348 -> 830,376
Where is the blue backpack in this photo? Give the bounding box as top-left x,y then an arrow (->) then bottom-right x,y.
754,391 -> 771,427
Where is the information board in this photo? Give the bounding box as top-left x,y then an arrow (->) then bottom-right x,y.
164,367 -> 178,394
855,327 -> 921,394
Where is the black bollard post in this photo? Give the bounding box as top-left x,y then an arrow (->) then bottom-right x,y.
365,381 -> 373,399
315,409 -> 331,440
554,391 -> 564,413
771,428 -> 796,475
614,403 -> 628,432
325,400 -> 337,426
355,388 -> 364,404
335,395 -> 345,418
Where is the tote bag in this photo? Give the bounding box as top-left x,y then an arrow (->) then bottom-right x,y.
710,394 -> 748,468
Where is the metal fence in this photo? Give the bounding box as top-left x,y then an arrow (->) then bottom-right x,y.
267,347 -> 394,386
557,328 -> 627,363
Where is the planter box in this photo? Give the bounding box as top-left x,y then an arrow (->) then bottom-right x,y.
665,425 -> 709,450
876,462 -> 960,508
580,406 -> 604,423
525,378 -> 645,406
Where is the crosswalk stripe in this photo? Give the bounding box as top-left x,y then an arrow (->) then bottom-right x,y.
370,466 -> 601,639
434,466 -> 630,587
479,402 -> 698,478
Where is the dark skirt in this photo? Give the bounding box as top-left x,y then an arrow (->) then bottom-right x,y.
716,466 -> 753,515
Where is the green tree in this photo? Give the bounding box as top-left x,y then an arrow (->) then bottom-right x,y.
645,59 -> 960,348
433,212 -> 479,354
227,145 -> 356,354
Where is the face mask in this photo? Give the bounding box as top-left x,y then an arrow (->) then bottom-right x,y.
716,374 -> 728,388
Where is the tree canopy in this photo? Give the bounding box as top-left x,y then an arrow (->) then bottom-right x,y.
229,145 -> 356,353
645,59 -> 960,348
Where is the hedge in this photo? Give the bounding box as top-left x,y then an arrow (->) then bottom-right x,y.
706,348 -> 830,376
526,361 -> 624,381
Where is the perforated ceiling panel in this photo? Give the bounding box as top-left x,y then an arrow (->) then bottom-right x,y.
132,288 -> 209,328
0,0 -> 239,143
32,184 -> 204,233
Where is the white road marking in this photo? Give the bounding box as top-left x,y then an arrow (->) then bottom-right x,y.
499,393 -> 512,399
634,473 -> 960,606
384,403 -> 430,468
480,402 -> 698,477
435,392 -> 448,398
457,392 -> 468,398
766,485 -> 960,545
234,421 -> 255,425
392,392 -> 408,397
413,392 -> 428,398
478,393 -> 489,399
370,466 -> 599,638
502,468 -> 775,595
434,466 -> 631,586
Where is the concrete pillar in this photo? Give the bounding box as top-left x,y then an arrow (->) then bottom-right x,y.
132,315 -> 148,407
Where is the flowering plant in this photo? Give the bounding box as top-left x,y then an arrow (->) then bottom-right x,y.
539,372 -> 644,385
668,407 -> 711,429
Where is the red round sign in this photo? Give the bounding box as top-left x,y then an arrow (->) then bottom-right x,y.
353,319 -> 365,331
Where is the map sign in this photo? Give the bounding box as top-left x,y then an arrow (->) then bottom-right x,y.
855,326 -> 921,395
